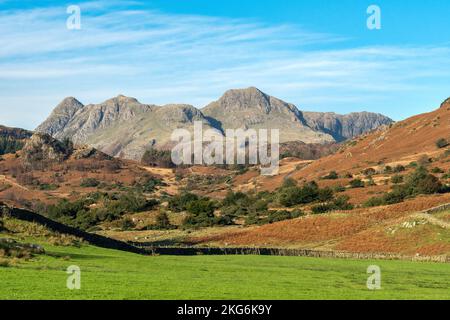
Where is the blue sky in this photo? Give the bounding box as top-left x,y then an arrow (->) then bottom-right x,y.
1,0 -> 450,129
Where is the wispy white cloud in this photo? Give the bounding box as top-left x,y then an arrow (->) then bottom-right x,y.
1,0 -> 450,129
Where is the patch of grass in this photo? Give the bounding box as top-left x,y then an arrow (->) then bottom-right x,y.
0,243 -> 449,300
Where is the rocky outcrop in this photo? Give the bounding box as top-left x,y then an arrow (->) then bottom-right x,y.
441,97 -> 450,109
303,111 -> 394,142
21,133 -> 72,167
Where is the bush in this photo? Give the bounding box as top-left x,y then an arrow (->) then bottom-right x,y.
322,171 -> 339,180
431,167 -> 444,174
391,175 -> 404,184
393,165 -> 406,173
311,195 -> 353,214
364,167 -> 445,207
333,185 -> 346,193
278,182 -> 321,207
349,179 -> 364,188
436,138 -> 449,149
363,196 -> 385,208
383,166 -> 393,174
186,199 -> 215,216
135,176 -> 166,193
80,178 -> 100,188
362,168 -> 376,176
153,211 -> 175,230
168,193 -> 199,212
117,218 -> 135,231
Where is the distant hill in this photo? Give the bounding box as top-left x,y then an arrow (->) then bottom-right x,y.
0,125 -> 32,155
303,111 -> 393,142
36,88 -> 393,161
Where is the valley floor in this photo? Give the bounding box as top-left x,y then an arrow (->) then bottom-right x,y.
1,242 -> 449,300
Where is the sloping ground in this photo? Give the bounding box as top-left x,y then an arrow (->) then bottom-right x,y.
291,103 -> 450,181
231,101 -> 450,202
190,194 -> 450,256
0,151 -> 157,206
1,205 -> 144,254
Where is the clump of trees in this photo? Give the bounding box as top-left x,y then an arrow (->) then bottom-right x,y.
364,166 -> 447,207
321,171 -> 339,180
44,192 -> 159,231
311,195 -> 354,214
0,137 -> 24,155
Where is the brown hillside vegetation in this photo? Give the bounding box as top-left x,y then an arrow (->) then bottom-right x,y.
191,101 -> 450,256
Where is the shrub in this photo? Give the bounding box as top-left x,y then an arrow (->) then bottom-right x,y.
383,166 -> 393,174
265,209 -> 304,223
436,138 -> 449,149
153,211 -> 175,230
363,196 -> 385,208
168,193 -> 199,212
431,167 -> 444,174
393,165 -> 406,173
391,175 -> 404,184
278,182 -> 321,207
362,168 -> 376,176
80,178 -> 100,188
311,195 -> 353,214
117,218 -> 135,231
333,185 -> 346,193
317,187 -> 334,202
186,199 -> 215,216
135,176 -> 166,193
349,179 -> 364,188
322,171 -> 339,180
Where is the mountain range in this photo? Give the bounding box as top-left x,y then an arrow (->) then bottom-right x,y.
36,87 -> 393,160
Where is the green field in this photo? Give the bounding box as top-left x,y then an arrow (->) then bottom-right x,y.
1,243 -> 449,300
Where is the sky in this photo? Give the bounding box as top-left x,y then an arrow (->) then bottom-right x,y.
1,0 -> 450,130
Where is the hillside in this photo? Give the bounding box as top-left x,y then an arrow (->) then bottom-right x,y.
186,99 -> 450,254
0,125 -> 32,155
36,88 -> 392,161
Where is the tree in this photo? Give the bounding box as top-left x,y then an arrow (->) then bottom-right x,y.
155,211 -> 172,229
350,179 -> 364,188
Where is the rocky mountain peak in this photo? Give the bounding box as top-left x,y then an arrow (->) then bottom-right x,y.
103,95 -> 140,106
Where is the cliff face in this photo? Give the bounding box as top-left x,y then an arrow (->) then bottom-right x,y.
36,88 -> 393,161
303,111 -> 394,142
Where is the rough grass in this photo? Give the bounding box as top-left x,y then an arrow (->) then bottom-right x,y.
0,242 -> 449,300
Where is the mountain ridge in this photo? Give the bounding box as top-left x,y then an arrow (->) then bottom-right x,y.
36,88 -> 393,160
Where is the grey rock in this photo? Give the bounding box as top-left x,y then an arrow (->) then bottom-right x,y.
303,111 -> 394,142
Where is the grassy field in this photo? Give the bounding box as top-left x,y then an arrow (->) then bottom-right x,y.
1,242 -> 449,300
